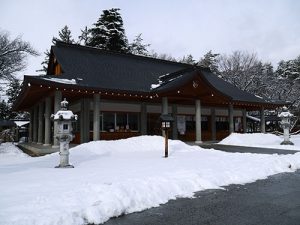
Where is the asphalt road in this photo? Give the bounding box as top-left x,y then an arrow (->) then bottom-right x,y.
103,170 -> 300,225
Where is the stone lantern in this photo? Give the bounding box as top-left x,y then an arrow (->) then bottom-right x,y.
51,98 -> 78,168
160,114 -> 174,158
278,106 -> 294,145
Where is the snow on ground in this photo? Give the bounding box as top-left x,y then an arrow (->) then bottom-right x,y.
219,133 -> 300,151
0,142 -> 29,161
1,136 -> 300,225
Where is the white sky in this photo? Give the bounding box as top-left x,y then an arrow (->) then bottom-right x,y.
1,0 -> 300,80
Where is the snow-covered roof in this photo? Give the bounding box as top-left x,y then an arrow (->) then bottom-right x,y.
246,115 -> 260,122
52,110 -> 77,121
278,111 -> 293,118
14,121 -> 30,127
43,77 -> 77,85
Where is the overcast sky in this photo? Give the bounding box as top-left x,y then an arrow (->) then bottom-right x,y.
1,0 -> 300,80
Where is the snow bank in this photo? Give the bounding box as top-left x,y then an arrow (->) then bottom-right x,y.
219,133 -> 300,150
0,142 -> 29,159
1,136 -> 300,225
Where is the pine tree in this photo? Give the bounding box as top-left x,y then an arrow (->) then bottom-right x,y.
198,50 -> 219,74
36,49 -> 50,73
88,8 -> 129,52
0,100 -> 10,120
38,25 -> 74,73
52,25 -> 74,44
275,57 -> 300,108
78,26 -> 90,45
129,34 -> 150,56
179,54 -> 196,65
4,78 -> 24,119
6,78 -> 21,106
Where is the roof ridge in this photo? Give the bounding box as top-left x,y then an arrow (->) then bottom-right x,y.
54,41 -> 194,67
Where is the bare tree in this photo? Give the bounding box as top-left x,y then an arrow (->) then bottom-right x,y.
217,51 -> 262,93
0,31 -> 38,81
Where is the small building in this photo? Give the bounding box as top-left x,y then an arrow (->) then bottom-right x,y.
13,42 -> 283,147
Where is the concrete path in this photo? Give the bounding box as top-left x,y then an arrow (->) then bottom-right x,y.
198,143 -> 299,155
103,170 -> 300,225
17,143 -> 77,156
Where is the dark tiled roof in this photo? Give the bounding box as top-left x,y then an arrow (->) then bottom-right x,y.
40,42 -> 284,106
201,70 -> 267,103
51,42 -> 190,92
153,68 -> 269,104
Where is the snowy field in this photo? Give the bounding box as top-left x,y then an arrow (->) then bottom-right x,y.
219,133 -> 300,151
1,136 -> 300,225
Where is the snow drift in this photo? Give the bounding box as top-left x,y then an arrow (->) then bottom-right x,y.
1,136 -> 300,225
219,133 -> 300,150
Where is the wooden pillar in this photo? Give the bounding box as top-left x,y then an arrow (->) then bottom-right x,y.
260,107 -> 266,133
28,108 -> 33,142
172,104 -> 178,140
242,109 -> 247,133
52,90 -> 62,148
211,108 -> 216,141
229,103 -> 234,134
80,98 -> 90,143
162,97 -> 168,137
44,97 -> 51,146
37,102 -> 44,144
32,105 -> 38,143
140,102 -> 147,135
93,94 -> 100,141
195,99 -> 202,143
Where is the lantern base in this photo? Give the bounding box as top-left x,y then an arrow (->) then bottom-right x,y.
55,164 -> 74,168
280,140 -> 294,145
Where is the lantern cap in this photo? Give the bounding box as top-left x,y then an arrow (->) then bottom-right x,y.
278,106 -> 293,118
51,98 -> 78,121
160,114 -> 174,122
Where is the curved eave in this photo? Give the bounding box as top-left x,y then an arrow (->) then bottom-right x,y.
14,75 -> 159,111
151,70 -> 232,100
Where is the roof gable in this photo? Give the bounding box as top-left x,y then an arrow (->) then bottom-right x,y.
152,68 -> 268,104
50,42 -> 191,92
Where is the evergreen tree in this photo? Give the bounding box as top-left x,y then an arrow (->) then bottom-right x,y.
6,78 -> 21,106
36,49 -> 50,73
88,8 -> 129,52
275,56 -> 300,108
179,54 -> 196,65
78,26 -> 90,45
0,100 -> 9,120
38,25 -> 74,73
0,78 -> 25,120
4,78 -> 24,119
129,34 -> 150,56
52,25 -> 74,44
198,50 -> 219,74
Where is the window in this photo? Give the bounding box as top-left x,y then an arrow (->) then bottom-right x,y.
186,115 -> 195,132
128,113 -> 139,131
184,115 -> 208,131
63,124 -> 68,130
101,112 -> 139,132
216,117 -> 229,131
201,116 -> 208,131
103,113 -> 115,131
116,113 -> 127,131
